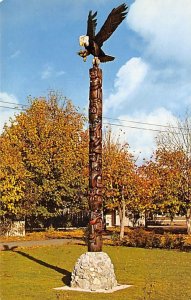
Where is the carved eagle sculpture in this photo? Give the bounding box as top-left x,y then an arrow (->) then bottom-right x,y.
78,3 -> 128,64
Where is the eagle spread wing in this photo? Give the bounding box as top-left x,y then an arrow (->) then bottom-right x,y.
87,11 -> 97,39
95,3 -> 128,47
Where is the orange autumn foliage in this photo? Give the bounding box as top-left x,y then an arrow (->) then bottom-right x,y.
0,93 -> 88,219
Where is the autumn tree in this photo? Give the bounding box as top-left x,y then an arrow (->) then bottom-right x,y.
137,159 -> 161,226
0,137 -> 30,220
102,129 -> 137,240
153,149 -> 191,234
156,114 -> 191,234
0,93 -> 88,226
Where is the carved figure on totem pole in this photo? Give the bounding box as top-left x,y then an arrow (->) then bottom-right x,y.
78,4 -> 128,252
88,66 -> 103,252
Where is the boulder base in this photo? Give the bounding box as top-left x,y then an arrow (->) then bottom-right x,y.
70,252 -> 117,291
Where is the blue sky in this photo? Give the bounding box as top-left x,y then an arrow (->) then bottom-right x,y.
1,0 -> 191,161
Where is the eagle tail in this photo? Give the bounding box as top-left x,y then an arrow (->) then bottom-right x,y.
99,55 -> 115,62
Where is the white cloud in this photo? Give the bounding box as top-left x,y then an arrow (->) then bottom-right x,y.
127,0 -> 191,64
103,0 -> 191,162
104,56 -> 191,116
103,56 -> 190,160
0,92 -> 19,133
106,107 -> 178,163
104,57 -> 148,113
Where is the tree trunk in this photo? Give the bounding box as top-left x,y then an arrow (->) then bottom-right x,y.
144,211 -> 148,228
119,200 -> 126,241
170,215 -> 174,226
186,208 -> 191,235
88,64 -> 103,252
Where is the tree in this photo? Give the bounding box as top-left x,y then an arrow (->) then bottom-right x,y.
102,129 -> 137,240
137,159 -> 161,226
156,114 -> 191,234
155,148 -> 190,233
0,136 -> 30,219
0,93 -> 88,225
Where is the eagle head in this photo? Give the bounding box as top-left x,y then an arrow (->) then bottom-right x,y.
79,35 -> 89,47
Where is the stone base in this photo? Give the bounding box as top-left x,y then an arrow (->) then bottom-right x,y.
70,252 -> 117,291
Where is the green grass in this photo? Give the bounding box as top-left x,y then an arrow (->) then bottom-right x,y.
1,244 -> 191,300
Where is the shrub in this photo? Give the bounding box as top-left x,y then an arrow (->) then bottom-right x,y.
160,233 -> 185,250
124,228 -> 148,247
0,219 -> 12,236
112,228 -> 188,251
111,231 -> 120,243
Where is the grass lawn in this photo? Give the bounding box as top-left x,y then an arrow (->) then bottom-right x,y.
0,244 -> 190,300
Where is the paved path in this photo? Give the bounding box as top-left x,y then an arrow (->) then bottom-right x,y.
0,238 -> 82,251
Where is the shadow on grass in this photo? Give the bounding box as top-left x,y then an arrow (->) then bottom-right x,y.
2,244 -> 71,286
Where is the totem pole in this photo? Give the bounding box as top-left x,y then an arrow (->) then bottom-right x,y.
69,4 -> 129,293
78,4 -> 128,253
88,64 -> 103,252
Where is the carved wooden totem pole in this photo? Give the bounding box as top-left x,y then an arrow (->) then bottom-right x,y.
78,4 -> 128,253
88,64 -> 103,252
